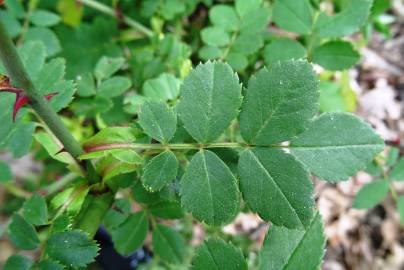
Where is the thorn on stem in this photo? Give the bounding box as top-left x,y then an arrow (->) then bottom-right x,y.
0,74 -> 58,121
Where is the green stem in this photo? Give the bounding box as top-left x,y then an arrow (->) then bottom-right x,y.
73,192 -> 115,237
85,142 -> 255,153
0,22 -> 85,159
42,172 -> 78,196
78,0 -> 154,38
3,183 -> 31,198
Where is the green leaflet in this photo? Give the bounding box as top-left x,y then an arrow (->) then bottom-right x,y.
390,157 -> 404,181
353,180 -> 389,209
4,255 -> 33,270
111,211 -> 149,255
25,27 -> 61,56
30,10 -> 61,27
138,101 -> 177,143
94,56 -> 125,82
397,196 -> 404,225
272,0 -> 314,35
314,0 -> 373,38
149,201 -> 185,219
178,61 -> 242,143
264,38 -> 307,66
312,41 -> 360,71
209,5 -> 239,31
191,237 -> 247,270
259,213 -> 325,270
0,10 -> 22,38
142,150 -> 179,192
152,224 -> 187,265
97,76 -> 132,98
180,150 -> 240,226
238,148 -> 314,229
36,260 -> 65,270
239,60 -> 319,145
290,113 -> 384,181
143,73 -> 181,102
0,160 -> 12,182
22,194 -> 48,226
8,214 -> 40,250
201,27 -> 230,47
45,230 -> 99,268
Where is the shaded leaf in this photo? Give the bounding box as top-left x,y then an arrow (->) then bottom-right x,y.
111,211 -> 149,255
4,255 -> 32,270
22,194 -> 48,226
153,224 -> 187,265
8,214 -> 39,250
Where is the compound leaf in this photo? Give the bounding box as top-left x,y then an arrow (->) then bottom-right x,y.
290,113 -> 384,181
259,213 -> 325,270
239,148 -> 314,228
178,61 -> 242,143
239,60 -> 319,145
191,237 -> 247,270
180,150 -> 240,226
